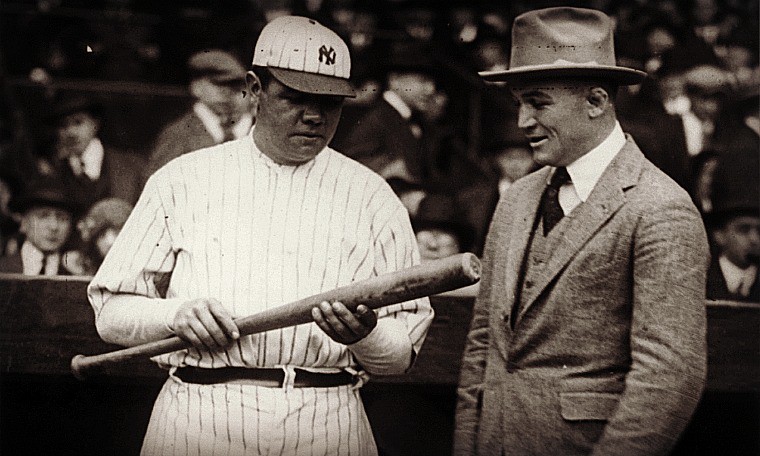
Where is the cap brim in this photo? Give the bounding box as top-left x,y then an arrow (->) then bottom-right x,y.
269,67 -> 356,98
479,65 -> 647,86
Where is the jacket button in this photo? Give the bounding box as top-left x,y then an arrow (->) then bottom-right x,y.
525,280 -> 534,288
502,313 -> 510,323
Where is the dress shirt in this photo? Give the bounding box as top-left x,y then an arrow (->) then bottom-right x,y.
383,90 -> 413,120
21,241 -> 59,276
719,255 -> 757,297
193,102 -> 253,144
555,121 -> 626,215
69,138 -> 104,180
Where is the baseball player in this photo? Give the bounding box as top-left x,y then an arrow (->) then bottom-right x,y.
88,16 -> 434,456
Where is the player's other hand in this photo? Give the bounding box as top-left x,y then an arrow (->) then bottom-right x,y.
312,301 -> 377,345
172,298 -> 240,351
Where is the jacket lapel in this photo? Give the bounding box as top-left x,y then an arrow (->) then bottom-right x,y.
518,139 -> 644,318
499,169 -> 547,319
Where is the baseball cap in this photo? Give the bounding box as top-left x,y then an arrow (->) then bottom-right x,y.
188,49 -> 246,84
252,16 -> 356,97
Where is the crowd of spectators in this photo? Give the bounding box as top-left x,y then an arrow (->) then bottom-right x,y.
1,0 -> 758,301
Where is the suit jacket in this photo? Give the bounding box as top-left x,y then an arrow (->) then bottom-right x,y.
52,146 -> 145,211
454,138 -> 709,456
706,256 -> 760,302
336,99 -> 426,181
144,110 -> 216,181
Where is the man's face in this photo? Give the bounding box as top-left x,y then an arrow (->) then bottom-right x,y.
56,111 -> 99,158
388,72 -> 437,112
714,215 -> 760,269
20,206 -> 72,253
250,75 -> 344,165
511,82 -> 594,167
196,79 -> 249,128
416,228 -> 461,262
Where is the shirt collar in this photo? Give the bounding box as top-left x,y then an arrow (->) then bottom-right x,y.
564,121 -> 626,202
383,90 -> 412,120
719,255 -> 758,294
71,138 -> 104,180
21,241 -> 60,275
195,102 -> 254,143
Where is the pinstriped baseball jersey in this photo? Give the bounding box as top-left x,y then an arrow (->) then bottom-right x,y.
87,132 -> 433,455
88,133 -> 433,369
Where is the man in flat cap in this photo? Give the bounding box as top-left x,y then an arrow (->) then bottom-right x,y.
455,8 -> 709,456
144,49 -> 254,180
88,16 -> 432,455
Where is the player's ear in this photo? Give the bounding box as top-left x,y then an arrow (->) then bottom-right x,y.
245,71 -> 261,113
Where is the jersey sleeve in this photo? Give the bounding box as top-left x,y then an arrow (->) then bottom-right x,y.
87,170 -> 184,346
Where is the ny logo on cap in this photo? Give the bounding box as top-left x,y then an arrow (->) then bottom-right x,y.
318,45 -> 336,65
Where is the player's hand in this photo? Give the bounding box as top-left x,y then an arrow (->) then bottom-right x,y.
172,298 -> 240,351
312,301 -> 377,345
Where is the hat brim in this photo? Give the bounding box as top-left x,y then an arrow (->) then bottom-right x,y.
269,67 -> 356,98
479,65 -> 647,86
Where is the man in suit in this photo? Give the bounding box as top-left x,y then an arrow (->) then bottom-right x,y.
44,94 -> 145,211
454,8 -> 710,456
143,49 -> 253,180
0,179 -> 79,275
705,123 -> 760,302
336,41 -> 439,183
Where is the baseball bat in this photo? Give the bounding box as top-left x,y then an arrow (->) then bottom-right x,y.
71,252 -> 481,380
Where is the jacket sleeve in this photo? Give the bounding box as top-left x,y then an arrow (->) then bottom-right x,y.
592,196 -> 709,456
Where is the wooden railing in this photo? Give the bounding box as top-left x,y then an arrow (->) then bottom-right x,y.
1,273 -> 758,391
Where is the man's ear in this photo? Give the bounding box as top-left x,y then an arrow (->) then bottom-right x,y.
587,87 -> 610,119
245,71 -> 261,113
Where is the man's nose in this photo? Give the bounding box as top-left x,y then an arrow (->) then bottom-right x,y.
302,103 -> 324,124
517,106 -> 536,129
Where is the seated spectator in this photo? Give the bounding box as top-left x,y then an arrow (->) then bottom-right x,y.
0,179 -> 80,276
488,140 -> 538,196
705,141 -> 760,302
38,93 -> 145,212
144,49 -> 253,180
412,192 -> 478,298
412,192 -> 474,261
63,197 -> 134,276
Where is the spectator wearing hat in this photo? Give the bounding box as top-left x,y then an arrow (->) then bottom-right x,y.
336,41 -> 441,183
144,49 -> 253,180
455,8 -> 709,456
62,197 -> 134,276
41,93 -> 145,212
412,192 -> 474,263
705,126 -> 760,302
0,179 -> 79,276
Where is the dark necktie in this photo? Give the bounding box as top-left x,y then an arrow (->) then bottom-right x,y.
540,167 -> 571,236
222,124 -> 236,143
38,253 -> 50,276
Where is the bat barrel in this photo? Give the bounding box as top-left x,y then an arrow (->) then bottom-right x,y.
71,253 -> 481,380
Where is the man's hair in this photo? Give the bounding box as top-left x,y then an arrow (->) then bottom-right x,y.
251,65 -> 274,91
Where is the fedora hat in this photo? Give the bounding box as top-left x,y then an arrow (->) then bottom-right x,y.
9,179 -> 82,216
480,7 -> 646,85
